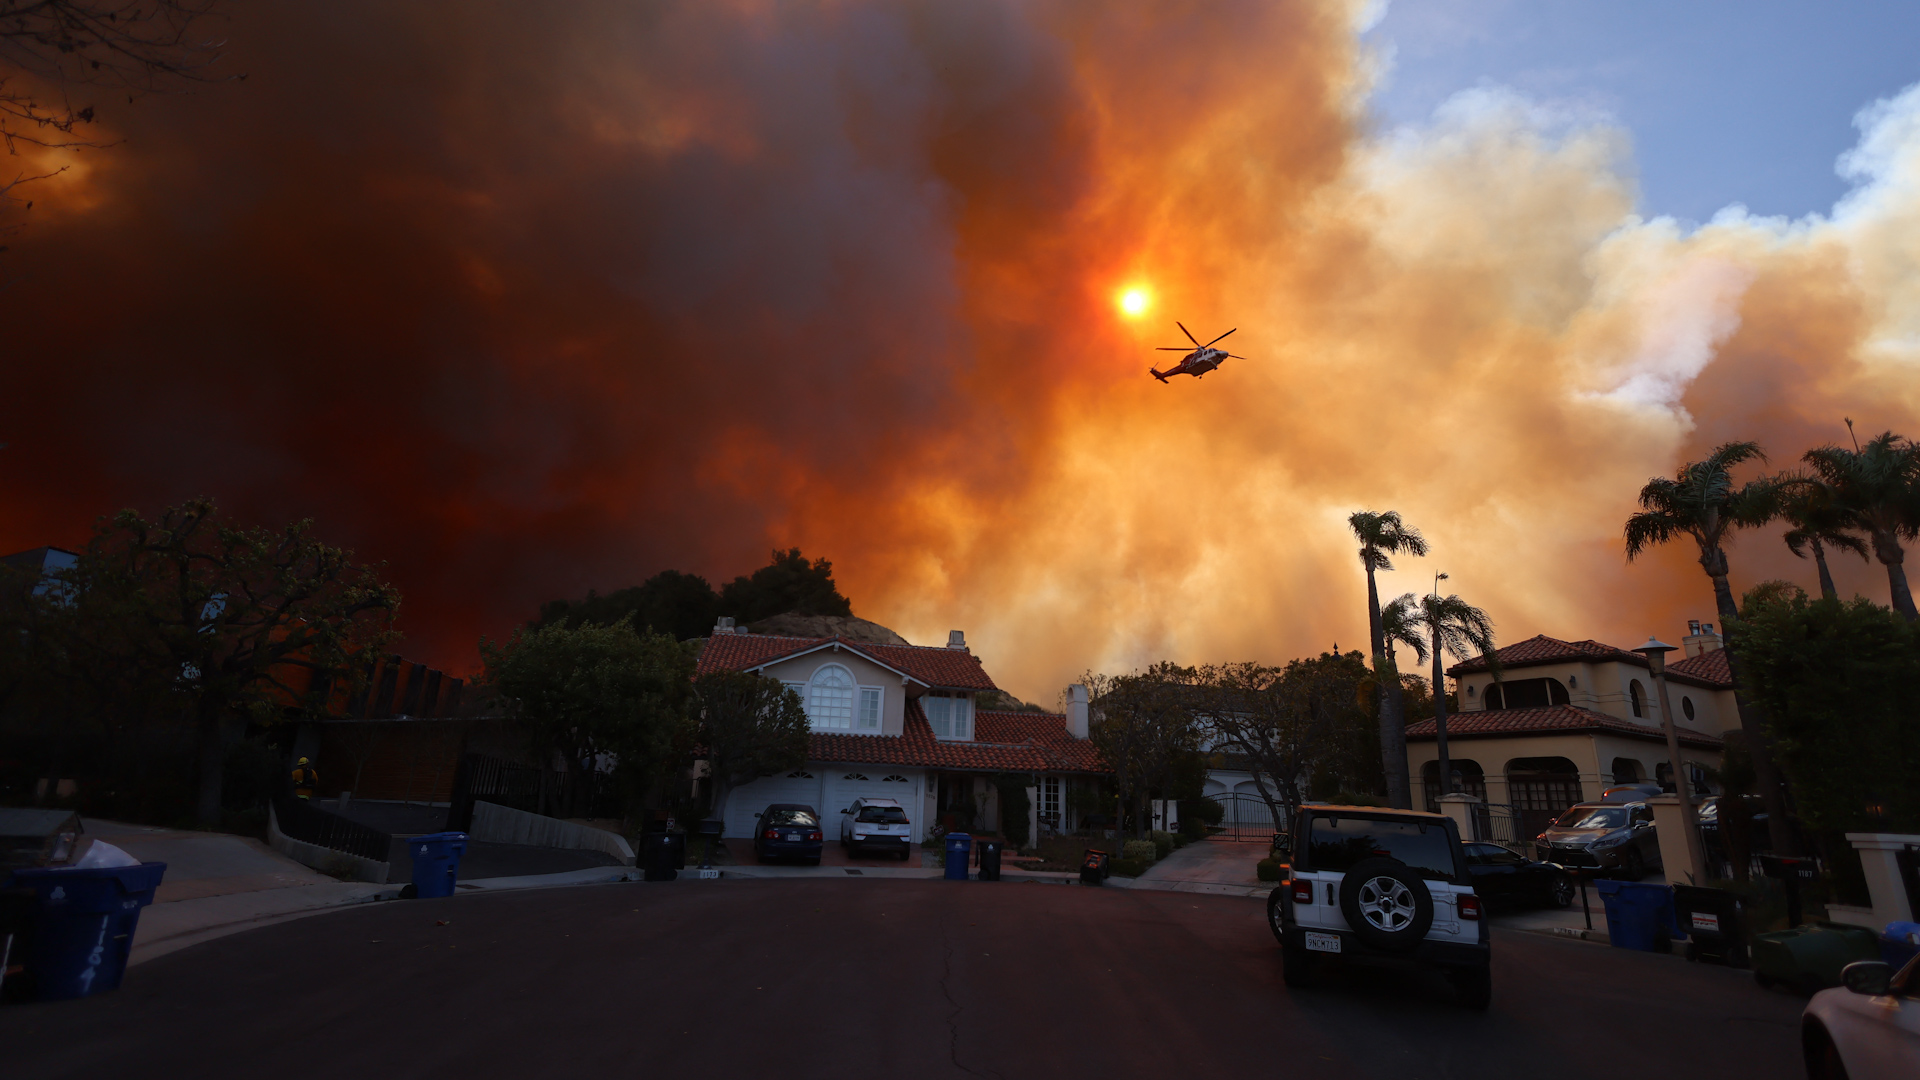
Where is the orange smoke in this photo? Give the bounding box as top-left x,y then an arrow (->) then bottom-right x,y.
4,2 -> 1917,703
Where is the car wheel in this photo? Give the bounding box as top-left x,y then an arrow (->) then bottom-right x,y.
900,849 -> 912,861
1280,938 -> 1318,988
1338,858 -> 1435,953
1803,1022 -> 1850,1080
1451,964 -> 1492,1011
1267,889 -> 1289,945
1549,874 -> 1575,909
1622,848 -> 1646,881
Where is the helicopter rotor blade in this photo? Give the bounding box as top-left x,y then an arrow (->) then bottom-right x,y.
1156,347 -> 1195,351
1203,328 -> 1237,348
1176,321 -> 1201,347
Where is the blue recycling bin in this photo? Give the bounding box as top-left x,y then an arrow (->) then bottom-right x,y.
409,831 -> 468,898
1596,878 -> 1684,952
1880,921 -> 1920,969
944,833 -> 973,881
6,861 -> 167,1000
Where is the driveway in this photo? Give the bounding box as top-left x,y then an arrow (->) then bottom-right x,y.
1,879 -> 1803,1079
1130,838 -> 1268,893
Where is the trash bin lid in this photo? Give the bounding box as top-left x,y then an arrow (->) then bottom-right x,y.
410,831 -> 468,848
945,833 -> 972,844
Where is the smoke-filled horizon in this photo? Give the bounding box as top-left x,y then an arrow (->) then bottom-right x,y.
5,1 -> 1919,705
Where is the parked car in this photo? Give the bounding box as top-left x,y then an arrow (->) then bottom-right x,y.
1462,842 -> 1575,909
753,804 -> 823,865
1267,804 -> 1490,1010
1802,957 -> 1920,1079
1535,801 -> 1662,879
840,797 -> 912,860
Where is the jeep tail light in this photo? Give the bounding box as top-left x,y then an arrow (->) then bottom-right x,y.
1459,894 -> 1482,921
1291,881 -> 1313,905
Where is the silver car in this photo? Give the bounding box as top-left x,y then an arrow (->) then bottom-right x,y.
1534,802 -> 1662,878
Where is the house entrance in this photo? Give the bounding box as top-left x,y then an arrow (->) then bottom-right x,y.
1506,756 -> 1582,841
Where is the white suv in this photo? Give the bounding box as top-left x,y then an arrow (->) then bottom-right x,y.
840,798 -> 913,859
1268,804 -> 1491,1009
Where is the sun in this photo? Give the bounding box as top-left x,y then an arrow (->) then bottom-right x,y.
1117,286 -> 1151,318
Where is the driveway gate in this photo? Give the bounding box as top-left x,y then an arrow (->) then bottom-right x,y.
1204,792 -> 1285,842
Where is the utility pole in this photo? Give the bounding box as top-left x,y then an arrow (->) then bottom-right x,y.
1634,637 -> 1708,885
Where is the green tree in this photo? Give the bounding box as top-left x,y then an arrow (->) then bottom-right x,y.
480,619 -> 696,818
692,668 -> 809,824
1086,663 -> 1204,838
1802,428 -> 1920,620
1348,510 -> 1428,809
59,501 -> 401,824
1777,476 -> 1870,601
535,569 -> 721,641
1731,587 -> 1920,839
1624,440 -> 1795,852
1406,582 -> 1499,803
719,548 -> 853,623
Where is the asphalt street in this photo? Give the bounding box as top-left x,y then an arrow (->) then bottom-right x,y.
2,879 -> 1804,1080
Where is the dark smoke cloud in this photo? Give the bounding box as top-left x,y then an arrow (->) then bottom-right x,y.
5,2 -> 1918,702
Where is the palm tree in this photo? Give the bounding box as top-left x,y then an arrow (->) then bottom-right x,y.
1803,428 -> 1920,620
1348,510 -> 1428,809
1623,440 -> 1795,853
1407,580 -> 1499,810
1777,475 -> 1869,601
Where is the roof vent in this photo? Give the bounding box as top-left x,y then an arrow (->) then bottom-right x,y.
713,616 -> 736,636
947,630 -> 967,651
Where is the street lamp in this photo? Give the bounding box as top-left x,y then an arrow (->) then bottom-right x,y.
1632,636 -> 1707,885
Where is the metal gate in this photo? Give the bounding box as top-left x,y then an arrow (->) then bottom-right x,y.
1470,803 -> 1526,853
1204,792 -> 1285,842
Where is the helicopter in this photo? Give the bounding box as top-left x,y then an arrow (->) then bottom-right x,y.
1150,322 -> 1243,382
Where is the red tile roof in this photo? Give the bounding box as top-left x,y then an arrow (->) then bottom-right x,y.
697,632 -> 998,691
1667,648 -> 1735,687
807,701 -> 1106,773
1446,633 -> 1735,690
1405,705 -> 1722,750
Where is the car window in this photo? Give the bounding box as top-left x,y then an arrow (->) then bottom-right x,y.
1631,806 -> 1653,824
856,806 -> 908,824
764,809 -> 817,826
1553,806 -> 1627,829
1305,815 -> 1458,881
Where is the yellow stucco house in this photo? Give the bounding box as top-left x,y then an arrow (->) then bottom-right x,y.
1405,621 -> 1735,840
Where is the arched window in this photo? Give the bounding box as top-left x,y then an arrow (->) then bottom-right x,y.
1629,679 -> 1645,718
806,664 -> 855,730
1610,758 -> 1643,784
1681,696 -> 1696,722
1484,684 -> 1504,710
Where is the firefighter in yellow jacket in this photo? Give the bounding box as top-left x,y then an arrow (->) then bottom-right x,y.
291,757 -> 319,800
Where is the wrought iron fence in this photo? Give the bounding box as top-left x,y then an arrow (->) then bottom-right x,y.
1203,792 -> 1287,842
273,793 -> 392,862
445,753 -> 621,831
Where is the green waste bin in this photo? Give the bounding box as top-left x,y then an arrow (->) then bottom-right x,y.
1751,922 -> 1881,994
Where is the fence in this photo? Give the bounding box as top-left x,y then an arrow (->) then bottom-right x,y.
445,754 -> 622,831
272,792 -> 392,862
1204,792 -> 1286,842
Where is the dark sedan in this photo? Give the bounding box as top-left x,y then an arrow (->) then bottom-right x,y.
1463,841 -> 1575,909
753,804 -> 824,865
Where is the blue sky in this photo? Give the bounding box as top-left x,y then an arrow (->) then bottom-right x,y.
1363,1 -> 1920,223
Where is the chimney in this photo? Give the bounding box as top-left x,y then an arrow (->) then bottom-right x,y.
947,630 -> 967,651
1066,683 -> 1089,740
713,616 -> 736,636
1681,620 -> 1722,659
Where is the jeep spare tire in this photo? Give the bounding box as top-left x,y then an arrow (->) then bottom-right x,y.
1338,858 -> 1434,952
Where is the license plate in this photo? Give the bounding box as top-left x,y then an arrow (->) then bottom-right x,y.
1691,912 -> 1720,933
1304,932 -> 1342,954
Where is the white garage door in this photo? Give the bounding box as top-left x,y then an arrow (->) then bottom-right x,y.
723,771 -> 826,838
823,769 -> 923,842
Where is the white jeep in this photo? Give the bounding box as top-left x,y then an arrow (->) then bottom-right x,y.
839,797 -> 913,859
1268,804 -> 1492,1010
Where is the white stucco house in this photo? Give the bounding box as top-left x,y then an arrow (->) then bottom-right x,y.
695,622 -> 1105,843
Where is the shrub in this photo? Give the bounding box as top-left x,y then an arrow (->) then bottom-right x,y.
1256,857 -> 1282,882
1110,856 -> 1152,877
1149,830 -> 1175,860
1122,839 -> 1157,863
1181,797 -> 1225,826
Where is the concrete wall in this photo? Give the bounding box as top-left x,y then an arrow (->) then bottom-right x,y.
470,800 -> 636,865
267,803 -> 390,884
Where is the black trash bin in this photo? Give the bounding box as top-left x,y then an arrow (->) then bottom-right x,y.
978,840 -> 1002,881
1674,884 -> 1749,967
643,832 -> 684,882
1080,848 -> 1109,886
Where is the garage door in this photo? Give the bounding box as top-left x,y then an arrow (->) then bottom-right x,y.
823,769 -> 923,843
723,771 -> 826,838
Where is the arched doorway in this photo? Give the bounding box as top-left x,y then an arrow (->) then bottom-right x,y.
1506,756 -> 1582,840
1420,758 -> 1485,812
